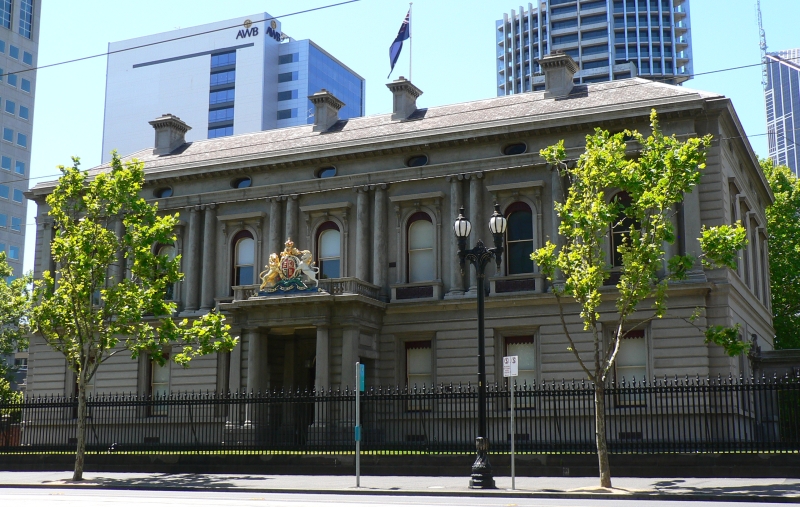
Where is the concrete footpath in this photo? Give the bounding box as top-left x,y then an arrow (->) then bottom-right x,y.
0,472 -> 798,502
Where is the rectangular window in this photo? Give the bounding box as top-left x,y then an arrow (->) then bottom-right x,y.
4,99 -> 14,114
505,337 -> 536,387
8,245 -> 18,259
16,132 -> 26,147
210,70 -> 235,86
7,73 -> 16,87
209,88 -> 235,105
0,1 -> 9,29
0,184 -> 8,199
551,5 -> 577,15
12,188 -> 22,202
277,90 -> 298,101
277,108 -> 297,120
18,105 -> 28,120
0,156 -> 9,170
14,161 -> 24,174
0,41 -> 4,53
13,357 -> 26,370
208,107 -> 234,123
406,341 -> 432,388
149,355 -> 170,416
8,45 -> 18,59
10,216 -> 20,231
552,33 -> 579,45
18,0 -> 32,39
615,329 -> 647,390
278,71 -> 298,83
0,214 -> 7,227
2,128 -> 12,142
582,29 -> 607,40
278,53 -> 299,64
208,125 -> 233,139
581,14 -> 607,25
21,78 -> 30,92
210,51 -> 236,68
22,51 -> 32,65
583,59 -> 609,70
552,19 -> 578,30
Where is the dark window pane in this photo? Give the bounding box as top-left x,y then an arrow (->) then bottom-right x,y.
508,241 -> 534,274
507,210 -> 533,241
320,259 -> 340,279
237,266 -> 254,286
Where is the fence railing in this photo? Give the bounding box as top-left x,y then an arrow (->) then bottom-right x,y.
1,375 -> 798,455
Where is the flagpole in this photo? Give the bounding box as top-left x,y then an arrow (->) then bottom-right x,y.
409,2 -> 413,82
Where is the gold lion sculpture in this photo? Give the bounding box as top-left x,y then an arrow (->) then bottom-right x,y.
259,253 -> 282,290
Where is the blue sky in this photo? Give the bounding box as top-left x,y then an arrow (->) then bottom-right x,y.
22,0 -> 798,272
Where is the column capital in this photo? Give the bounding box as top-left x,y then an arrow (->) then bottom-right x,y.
353,185 -> 370,193
467,172 -> 484,180
370,183 -> 389,191
201,203 -> 217,211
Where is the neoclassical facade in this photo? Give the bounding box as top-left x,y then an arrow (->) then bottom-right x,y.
26,55 -> 774,399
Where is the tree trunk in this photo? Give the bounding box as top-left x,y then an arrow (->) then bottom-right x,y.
594,382 -> 612,488
73,376 -> 87,481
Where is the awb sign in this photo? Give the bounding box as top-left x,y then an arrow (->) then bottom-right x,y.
503,356 -> 519,377
236,27 -> 259,39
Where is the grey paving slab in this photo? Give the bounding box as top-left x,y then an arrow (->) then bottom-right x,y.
0,472 -> 798,502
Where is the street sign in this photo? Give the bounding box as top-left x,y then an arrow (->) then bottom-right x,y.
358,363 -> 365,392
503,356 -> 519,377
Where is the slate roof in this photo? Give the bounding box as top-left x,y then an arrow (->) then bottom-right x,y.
33,78 -> 723,190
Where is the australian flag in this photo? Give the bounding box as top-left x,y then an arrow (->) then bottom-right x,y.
388,9 -> 410,79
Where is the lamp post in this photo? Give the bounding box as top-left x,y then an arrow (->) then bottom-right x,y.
454,203 -> 507,489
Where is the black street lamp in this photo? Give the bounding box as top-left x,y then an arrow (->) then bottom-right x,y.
454,203 -> 507,489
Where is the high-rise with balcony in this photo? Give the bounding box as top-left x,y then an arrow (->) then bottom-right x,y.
496,0 -> 692,95
765,49 -> 800,175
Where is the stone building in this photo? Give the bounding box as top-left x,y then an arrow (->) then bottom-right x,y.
25,54 -> 774,399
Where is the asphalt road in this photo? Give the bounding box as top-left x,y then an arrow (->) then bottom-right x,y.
0,489 -> 791,507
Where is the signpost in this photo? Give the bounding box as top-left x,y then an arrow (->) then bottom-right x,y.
502,355 -> 519,490
355,362 -> 365,487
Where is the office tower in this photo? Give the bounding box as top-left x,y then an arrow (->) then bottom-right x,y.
0,0 -> 38,278
765,49 -> 800,175
496,0 -> 692,95
101,14 -> 364,162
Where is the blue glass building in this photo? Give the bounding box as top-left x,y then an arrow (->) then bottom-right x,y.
765,49 -> 800,175
277,40 -> 364,128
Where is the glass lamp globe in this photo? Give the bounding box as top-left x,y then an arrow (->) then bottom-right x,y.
454,207 -> 472,238
488,203 -> 507,235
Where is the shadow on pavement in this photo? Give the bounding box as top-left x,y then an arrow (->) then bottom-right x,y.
43,473 -> 272,489
652,479 -> 800,498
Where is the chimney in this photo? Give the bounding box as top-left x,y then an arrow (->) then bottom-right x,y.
386,76 -> 423,120
537,53 -> 579,99
308,89 -> 345,132
149,114 -> 191,155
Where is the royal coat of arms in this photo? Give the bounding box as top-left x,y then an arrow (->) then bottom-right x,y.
258,238 -> 319,295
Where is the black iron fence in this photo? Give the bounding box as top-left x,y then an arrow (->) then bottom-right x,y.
1,374 -> 798,455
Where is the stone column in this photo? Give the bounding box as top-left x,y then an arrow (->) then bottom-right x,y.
372,184 -> 388,299
184,206 -> 202,311
226,338 -> 242,424
286,195 -> 299,245
245,328 -> 263,395
445,175 -> 465,298
683,185 -> 706,281
315,326 -> 330,391
550,167 -> 564,288
200,204 -> 217,311
466,173 -> 483,295
268,198 -> 283,256
341,327 -> 360,391
356,186 -> 370,282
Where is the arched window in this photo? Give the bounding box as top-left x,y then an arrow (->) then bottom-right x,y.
505,202 -> 534,275
157,244 -> 177,300
407,212 -> 434,283
232,231 -> 255,286
316,221 -> 341,279
610,192 -> 636,268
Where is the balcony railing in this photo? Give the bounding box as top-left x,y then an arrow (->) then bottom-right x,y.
231,278 -> 383,302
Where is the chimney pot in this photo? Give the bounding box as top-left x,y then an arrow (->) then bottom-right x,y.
386,77 -> 423,121
149,114 -> 191,155
537,53 -> 580,99
308,89 -> 345,132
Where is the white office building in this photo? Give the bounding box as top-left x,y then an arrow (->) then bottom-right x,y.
101,14 -> 364,163
496,0 -> 692,95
